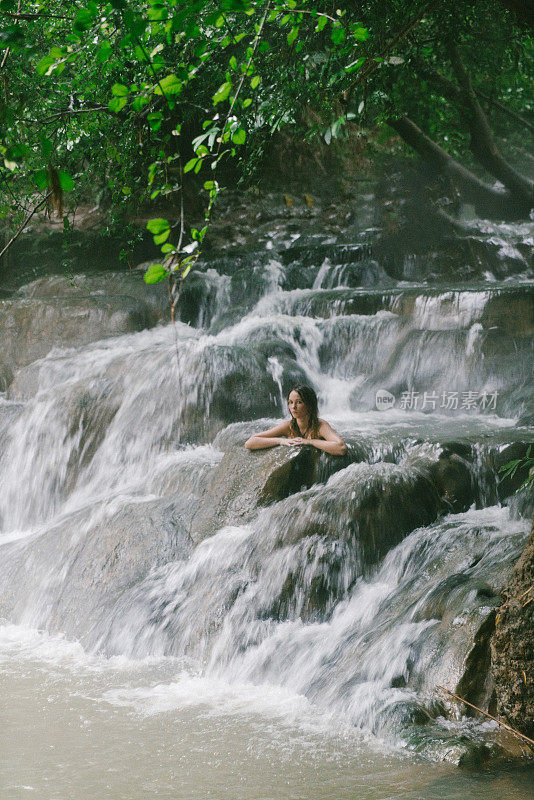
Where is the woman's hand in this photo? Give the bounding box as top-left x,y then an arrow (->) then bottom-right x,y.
281,437 -> 304,446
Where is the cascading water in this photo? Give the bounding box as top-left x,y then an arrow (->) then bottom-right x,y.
0,209 -> 533,799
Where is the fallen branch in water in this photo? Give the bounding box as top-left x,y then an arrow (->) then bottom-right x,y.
436,685 -> 534,749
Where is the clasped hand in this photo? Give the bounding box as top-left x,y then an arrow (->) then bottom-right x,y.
281,436 -> 311,446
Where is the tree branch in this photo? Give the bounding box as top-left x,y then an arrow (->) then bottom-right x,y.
41,106 -> 111,122
386,114 -> 524,215
412,55 -> 534,135
448,43 -> 534,206
345,0 -> 440,96
437,686 -> 534,749
477,89 -> 534,136
0,11 -> 70,20
0,192 -> 52,262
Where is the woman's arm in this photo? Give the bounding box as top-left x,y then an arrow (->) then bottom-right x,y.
244,421 -> 294,450
297,420 -> 347,456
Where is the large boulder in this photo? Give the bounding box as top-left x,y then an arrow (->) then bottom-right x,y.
0,273 -> 169,390
190,443 -> 322,543
490,525 -> 534,739
0,498 -> 193,647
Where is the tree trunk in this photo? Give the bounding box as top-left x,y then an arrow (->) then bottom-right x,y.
476,90 -> 534,136
448,43 -> 534,208
412,56 -> 534,136
386,115 -> 527,216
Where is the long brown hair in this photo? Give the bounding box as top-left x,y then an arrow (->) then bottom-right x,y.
288,385 -> 320,438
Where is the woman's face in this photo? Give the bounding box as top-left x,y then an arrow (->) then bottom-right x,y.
288,391 -> 308,420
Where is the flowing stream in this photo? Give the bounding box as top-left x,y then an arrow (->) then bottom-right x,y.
0,213 -> 533,799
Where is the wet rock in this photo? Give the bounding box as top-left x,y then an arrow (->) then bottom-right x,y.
428,452 -> 475,513
457,741 -> 507,769
190,444 -> 321,543
490,525 -> 534,739
0,498 -> 193,645
269,462 -> 441,565
481,288 -> 534,336
411,573 -> 471,623
175,269 -> 230,328
15,272 -> 170,330
455,610 -> 496,712
0,272 -> 170,390
517,411 -> 534,427
198,349 -> 306,440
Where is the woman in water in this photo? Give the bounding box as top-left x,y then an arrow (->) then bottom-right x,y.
244,385 -> 347,456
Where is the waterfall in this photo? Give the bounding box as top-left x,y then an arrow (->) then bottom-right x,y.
0,219 -> 532,767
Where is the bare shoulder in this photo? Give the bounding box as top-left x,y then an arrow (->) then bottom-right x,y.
318,418 -> 344,441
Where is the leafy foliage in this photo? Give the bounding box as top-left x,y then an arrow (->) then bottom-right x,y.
500,446 -> 534,494
0,0 -> 532,288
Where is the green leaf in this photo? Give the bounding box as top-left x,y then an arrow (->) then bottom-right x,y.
73,8 -> 94,34
108,96 -> 128,113
97,41 -> 111,63
154,74 -> 183,96
232,128 -> 246,145
316,16 -> 327,32
147,2 -> 167,21
58,172 -> 74,191
154,229 -> 171,245
287,26 -> 299,46
34,169 -> 48,191
250,75 -> 260,89
184,158 -> 199,173
147,218 -> 170,235
112,83 -> 129,97
147,112 -> 163,131
331,24 -> 345,45
134,44 -> 148,62
36,55 -> 56,76
181,263 -> 193,279
213,81 -> 232,105
144,264 -> 169,284
352,25 -> 369,42
40,136 -> 53,159
160,243 -> 174,254
345,57 -> 365,74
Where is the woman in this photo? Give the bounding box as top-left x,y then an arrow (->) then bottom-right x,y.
244,385 -> 347,456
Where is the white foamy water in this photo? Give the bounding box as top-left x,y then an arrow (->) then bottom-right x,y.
1,622 -> 533,800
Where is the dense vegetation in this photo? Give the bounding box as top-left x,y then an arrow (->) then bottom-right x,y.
0,0 -> 532,292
